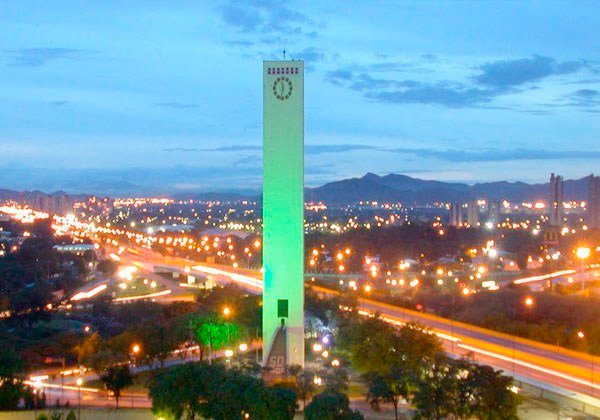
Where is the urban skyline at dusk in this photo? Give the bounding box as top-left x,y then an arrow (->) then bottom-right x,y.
1,1 -> 599,194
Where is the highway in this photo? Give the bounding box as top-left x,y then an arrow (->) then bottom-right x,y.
112,246 -> 600,402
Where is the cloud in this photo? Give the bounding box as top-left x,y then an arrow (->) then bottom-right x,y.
326,55 -> 592,108
163,145 -> 261,153
164,144 -> 380,154
563,89 -> 600,108
367,85 -> 500,108
327,69 -> 501,107
4,48 -> 87,67
233,155 -> 261,165
292,47 -> 324,62
305,144 -> 380,154
155,102 -> 199,109
474,55 -> 587,88
219,0 -> 316,41
223,40 -> 254,47
389,147 -> 600,162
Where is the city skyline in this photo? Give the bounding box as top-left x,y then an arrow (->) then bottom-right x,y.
1,1 -> 600,193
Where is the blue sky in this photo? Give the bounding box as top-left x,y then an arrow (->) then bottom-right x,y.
1,1 -> 599,194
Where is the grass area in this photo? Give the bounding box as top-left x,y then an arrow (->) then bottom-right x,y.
347,381 -> 368,398
112,277 -> 167,299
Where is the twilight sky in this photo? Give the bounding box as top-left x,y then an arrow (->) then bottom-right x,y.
1,1 -> 599,194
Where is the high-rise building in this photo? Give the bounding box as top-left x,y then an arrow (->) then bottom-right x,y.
589,174 -> 600,229
262,60 -> 305,372
467,200 -> 480,227
32,193 -> 74,215
449,203 -> 462,226
487,200 -> 500,225
549,173 -> 564,226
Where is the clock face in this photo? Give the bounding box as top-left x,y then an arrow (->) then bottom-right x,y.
272,76 -> 293,100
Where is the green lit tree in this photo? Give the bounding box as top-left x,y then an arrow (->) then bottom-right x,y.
190,314 -> 239,360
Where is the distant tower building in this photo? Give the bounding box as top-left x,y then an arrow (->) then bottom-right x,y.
589,174 -> 600,229
449,203 -> 462,226
467,200 -> 480,227
549,173 -> 564,226
487,200 -> 500,225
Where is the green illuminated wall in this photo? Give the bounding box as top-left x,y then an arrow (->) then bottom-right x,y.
262,60 -> 305,367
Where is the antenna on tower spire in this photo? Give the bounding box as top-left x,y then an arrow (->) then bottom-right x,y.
283,48 -> 286,60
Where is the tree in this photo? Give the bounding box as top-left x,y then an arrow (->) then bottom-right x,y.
321,365 -> 350,394
469,364 -> 519,419
0,348 -> 27,410
136,322 -> 178,367
304,392 -> 364,420
266,384 -> 298,420
364,366 -> 411,420
287,365 -> 316,410
149,362 -> 215,419
337,316 -> 402,373
149,362 -> 297,420
190,314 -> 239,360
100,365 -> 134,407
411,355 -> 459,420
200,368 -> 270,419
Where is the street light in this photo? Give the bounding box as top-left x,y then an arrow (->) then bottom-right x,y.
577,330 -> 595,396
511,296 -> 535,372
76,377 -> 83,420
33,381 -> 41,419
222,306 -> 231,318
131,343 -> 141,358
225,349 -> 234,368
576,246 -> 591,292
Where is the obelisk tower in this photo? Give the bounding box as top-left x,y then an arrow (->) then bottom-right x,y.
262,60 -> 305,371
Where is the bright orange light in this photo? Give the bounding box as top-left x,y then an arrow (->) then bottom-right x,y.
577,331 -> 585,339
576,246 -> 591,260
524,296 -> 534,307
223,306 -> 232,317
132,344 -> 141,354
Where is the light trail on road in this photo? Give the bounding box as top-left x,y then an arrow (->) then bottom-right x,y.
110,246 -> 600,400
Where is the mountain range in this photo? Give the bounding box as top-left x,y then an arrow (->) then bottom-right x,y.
0,173 -> 595,205
304,173 -> 594,205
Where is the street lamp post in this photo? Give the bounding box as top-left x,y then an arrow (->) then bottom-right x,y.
225,349 -> 234,369
512,296 -> 534,372
577,330 -> 595,397
130,343 -> 141,408
76,377 -> 83,420
576,247 -> 590,292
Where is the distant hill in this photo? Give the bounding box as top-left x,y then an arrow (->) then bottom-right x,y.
0,188 -> 89,203
306,173 -> 594,205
